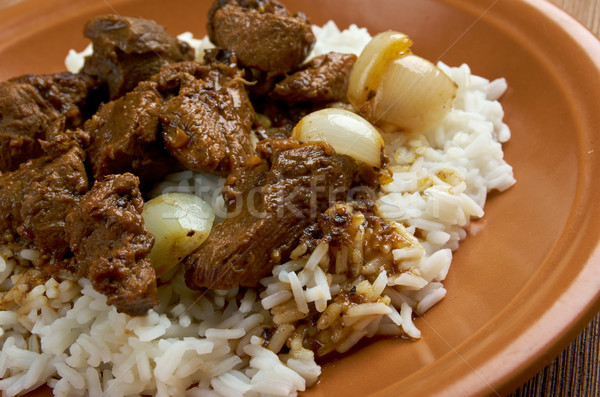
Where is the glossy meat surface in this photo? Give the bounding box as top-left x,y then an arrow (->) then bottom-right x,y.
0,145 -> 88,259
84,81 -> 171,184
184,139 -> 358,290
83,15 -> 194,99
154,61 -> 256,174
65,173 -> 158,315
0,72 -> 98,172
208,0 -> 315,75
271,52 -> 357,103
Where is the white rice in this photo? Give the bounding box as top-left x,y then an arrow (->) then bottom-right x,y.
0,21 -> 515,396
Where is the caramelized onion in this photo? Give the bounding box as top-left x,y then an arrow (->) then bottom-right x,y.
291,108 -> 385,168
347,31 -> 413,108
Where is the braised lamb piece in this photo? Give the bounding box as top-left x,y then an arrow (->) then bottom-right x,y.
65,173 -> 158,315
84,81 -> 172,184
184,139 -> 358,290
82,15 -> 194,99
207,0 -> 315,75
0,145 -> 88,259
271,52 -> 357,103
0,72 -> 99,172
152,61 -> 256,174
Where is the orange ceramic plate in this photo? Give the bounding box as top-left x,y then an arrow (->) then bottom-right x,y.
1,0 -> 600,396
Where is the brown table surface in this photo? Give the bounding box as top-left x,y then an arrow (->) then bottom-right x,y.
509,0 -> 600,396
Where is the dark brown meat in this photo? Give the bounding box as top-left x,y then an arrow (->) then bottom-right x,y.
258,100 -> 318,136
82,15 -> 194,99
221,160 -> 268,211
84,81 -> 171,184
65,173 -> 157,316
208,0 -> 315,75
41,125 -> 91,158
0,72 -> 100,172
184,139 -> 358,290
0,145 -> 88,259
153,61 -> 256,175
271,52 -> 357,103
10,72 -> 103,129
0,82 -> 55,171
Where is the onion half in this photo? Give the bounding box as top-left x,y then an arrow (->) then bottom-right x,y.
348,31 -> 457,132
142,193 -> 215,277
370,54 -> 458,131
291,108 -> 385,168
347,31 -> 413,108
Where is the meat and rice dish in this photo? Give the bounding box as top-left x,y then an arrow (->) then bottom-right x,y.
0,0 -> 515,395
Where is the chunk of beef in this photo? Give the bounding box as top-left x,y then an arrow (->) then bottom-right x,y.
271,52 -> 357,103
84,81 -> 171,184
10,72 -> 103,129
208,0 -> 315,75
0,82 -> 55,171
184,139 -> 358,290
0,72 -> 100,172
0,145 -> 88,259
83,15 -> 194,99
153,61 -> 256,175
65,173 -> 157,316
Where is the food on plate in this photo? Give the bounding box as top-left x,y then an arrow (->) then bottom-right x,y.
0,0 -> 515,395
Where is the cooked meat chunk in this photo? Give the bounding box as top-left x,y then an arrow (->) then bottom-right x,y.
184,139 -> 358,290
0,145 -> 88,259
153,61 -> 256,174
258,100 -> 317,136
0,82 -> 55,171
0,72 -> 100,172
10,72 -> 102,129
221,160 -> 268,211
41,125 -> 91,158
208,0 -> 315,75
65,173 -> 157,316
271,52 -> 357,103
82,15 -> 194,99
84,81 -> 171,184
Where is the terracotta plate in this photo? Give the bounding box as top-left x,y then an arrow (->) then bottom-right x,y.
1,0 -> 600,396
